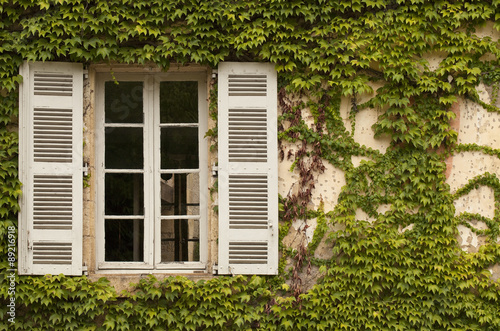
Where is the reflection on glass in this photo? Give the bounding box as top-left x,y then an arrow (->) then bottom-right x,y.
160,81 -> 198,123
160,173 -> 200,216
105,219 -> 143,261
161,219 -> 199,262
161,127 -> 198,169
105,82 -> 143,123
105,127 -> 143,169
105,174 -> 144,215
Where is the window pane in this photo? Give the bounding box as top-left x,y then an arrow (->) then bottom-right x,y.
160,173 -> 200,216
105,81 -> 143,123
161,127 -> 198,169
161,219 -> 199,262
105,173 -> 144,215
105,219 -> 143,262
105,127 -> 143,169
160,81 -> 198,123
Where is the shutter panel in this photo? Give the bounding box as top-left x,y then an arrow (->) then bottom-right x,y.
218,62 -> 278,275
18,61 -> 83,275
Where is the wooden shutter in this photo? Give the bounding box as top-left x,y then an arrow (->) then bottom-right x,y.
18,61 -> 83,275
218,62 -> 278,275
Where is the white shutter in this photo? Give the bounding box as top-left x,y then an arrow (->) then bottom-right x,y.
218,62 -> 278,275
18,61 -> 83,275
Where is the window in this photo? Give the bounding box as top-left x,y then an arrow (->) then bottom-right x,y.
18,61 -> 278,276
95,72 -> 208,271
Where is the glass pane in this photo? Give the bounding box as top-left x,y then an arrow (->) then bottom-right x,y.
105,219 -> 143,262
161,219 -> 199,262
160,173 -> 200,216
160,81 -> 198,123
105,81 -> 143,123
161,127 -> 198,169
105,127 -> 143,169
105,173 -> 144,215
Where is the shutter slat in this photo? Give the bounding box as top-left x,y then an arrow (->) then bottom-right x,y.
228,174 -> 269,229
228,74 -> 268,96
34,73 -> 74,96
32,107 -> 74,163
228,107 -> 268,163
229,242 -> 269,264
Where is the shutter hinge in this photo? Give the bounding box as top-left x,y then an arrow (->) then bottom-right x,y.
83,69 -> 89,79
212,69 -> 218,78
27,239 -> 33,251
212,163 -> 218,177
83,162 -> 89,177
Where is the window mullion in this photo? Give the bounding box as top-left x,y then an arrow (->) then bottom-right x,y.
143,75 -> 156,266
152,75 -> 162,266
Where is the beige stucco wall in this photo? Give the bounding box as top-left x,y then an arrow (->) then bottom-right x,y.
447,87 -> 500,280
279,52 -> 500,281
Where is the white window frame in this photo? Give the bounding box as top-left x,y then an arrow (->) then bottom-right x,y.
94,69 -> 208,272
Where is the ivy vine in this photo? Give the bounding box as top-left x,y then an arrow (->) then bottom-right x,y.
1,0 -> 500,329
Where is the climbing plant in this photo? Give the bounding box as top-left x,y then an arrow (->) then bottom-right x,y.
1,0 -> 500,329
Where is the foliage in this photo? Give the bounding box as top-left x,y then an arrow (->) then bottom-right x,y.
1,0 -> 500,329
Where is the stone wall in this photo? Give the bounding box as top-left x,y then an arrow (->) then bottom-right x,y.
278,82 -> 500,283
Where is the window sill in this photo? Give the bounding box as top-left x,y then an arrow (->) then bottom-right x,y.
95,262 -> 208,274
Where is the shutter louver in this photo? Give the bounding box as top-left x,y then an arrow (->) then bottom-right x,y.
228,109 -> 267,162
33,108 -> 73,162
228,174 -> 268,229
229,242 -> 268,264
218,63 -> 278,275
19,61 -> 83,276
33,243 -> 72,265
34,72 -> 74,96
228,74 -> 267,96
33,175 -> 73,230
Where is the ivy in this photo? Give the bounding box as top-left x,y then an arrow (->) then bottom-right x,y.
1,0 -> 500,329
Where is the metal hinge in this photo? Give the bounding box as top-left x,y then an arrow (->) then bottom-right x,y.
83,162 -> 89,177
212,163 -> 218,177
